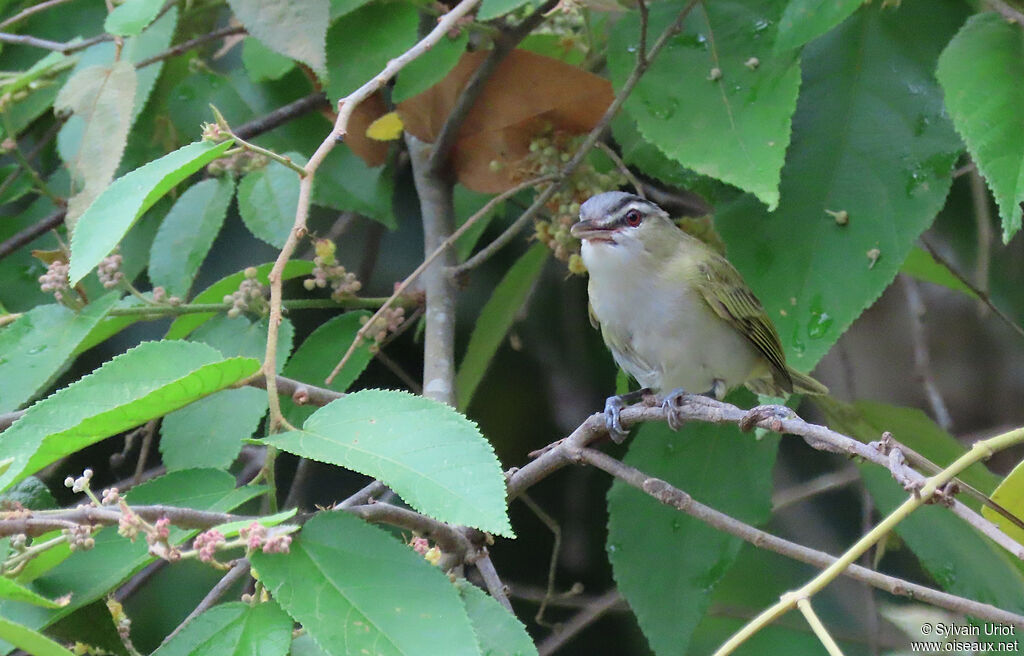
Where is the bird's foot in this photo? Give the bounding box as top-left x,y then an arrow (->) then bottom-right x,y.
603,389 -> 650,444
739,404 -> 795,432
661,388 -> 692,431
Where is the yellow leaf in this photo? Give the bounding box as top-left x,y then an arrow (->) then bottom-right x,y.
982,457 -> 1024,546
366,111 -> 404,141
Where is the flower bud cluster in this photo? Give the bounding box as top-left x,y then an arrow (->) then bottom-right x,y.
97,253 -> 123,289
359,306 -> 405,352
38,259 -> 71,302
303,239 -> 362,301
240,522 -> 292,554
63,523 -> 96,551
207,150 -> 268,177
224,267 -> 268,318
64,469 -> 94,494
193,529 -> 226,563
151,286 -> 182,306
409,536 -> 441,566
519,127 -> 626,272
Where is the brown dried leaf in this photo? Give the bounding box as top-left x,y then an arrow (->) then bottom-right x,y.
344,93 -> 390,167
397,49 -> 613,192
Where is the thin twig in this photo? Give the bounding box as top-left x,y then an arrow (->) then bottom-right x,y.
969,165 -> 993,312
0,208 -> 65,261
985,0 -> 1024,25
334,480 -> 389,509
348,502 -> 470,558
900,275 -> 953,430
233,92 -> 329,140
473,551 -> 514,612
518,493 -> 562,625
134,25 -> 246,69
0,505 -> 246,537
450,0 -> 700,276
325,173 -> 555,384
771,468 -> 860,512
160,559 -> 251,646
262,0 -> 485,431
132,419 -> 157,486
596,141 -> 644,198
919,236 -> 1024,339
536,589 -> 622,656
796,598 -> 846,656
0,0 -> 76,29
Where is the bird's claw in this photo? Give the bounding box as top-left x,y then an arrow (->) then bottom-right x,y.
739,404 -> 795,432
661,388 -> 689,431
604,395 -> 629,443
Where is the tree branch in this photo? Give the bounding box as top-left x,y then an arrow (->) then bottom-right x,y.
160,559 -> 251,646
537,589 -> 622,656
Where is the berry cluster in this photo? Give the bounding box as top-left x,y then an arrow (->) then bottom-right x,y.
97,253 -> 123,289
206,149 -> 268,177
519,128 -> 627,274
303,239 -> 362,301
224,267 -> 268,318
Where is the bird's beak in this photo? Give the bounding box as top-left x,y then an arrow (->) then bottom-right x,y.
571,219 -> 616,243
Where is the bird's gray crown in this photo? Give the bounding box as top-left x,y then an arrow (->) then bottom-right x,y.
579,192 -> 663,222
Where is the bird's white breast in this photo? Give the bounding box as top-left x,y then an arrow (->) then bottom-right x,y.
581,240 -> 762,394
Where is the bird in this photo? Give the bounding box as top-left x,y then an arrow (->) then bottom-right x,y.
570,191 -> 827,441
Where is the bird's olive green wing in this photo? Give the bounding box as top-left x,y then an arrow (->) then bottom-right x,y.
587,301 -> 600,330
692,255 -> 793,392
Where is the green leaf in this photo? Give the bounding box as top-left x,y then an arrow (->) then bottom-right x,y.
160,316 -> 294,472
0,470 -> 263,643
152,601 -> 293,656
251,512 -> 482,656
607,414 -> 777,656
478,0 -> 531,20
937,13 -> 1024,242
329,0 -> 374,20
124,7 -> 178,125
900,247 -> 976,299
164,260 -> 315,339
0,578 -> 66,609
237,158 -> 301,248
392,32 -> 468,103
609,0 -> 801,210
69,140 -> 235,285
0,164 -> 34,205
242,37 -> 295,83
104,0 -> 164,36
55,61 -> 138,224
0,617 -> 73,656
456,243 -> 548,411
266,390 -> 513,536
0,477 -> 57,511
774,0 -> 863,52
149,177 -> 236,297
985,459 -> 1024,548
314,148 -> 395,229
819,399 -> 1024,612
281,311 -> 374,427
227,0 -> 328,74
325,1 -> 418,102
715,0 -> 965,370
0,293 -> 120,413
0,340 -> 260,491
458,583 -> 538,656
212,509 -> 297,539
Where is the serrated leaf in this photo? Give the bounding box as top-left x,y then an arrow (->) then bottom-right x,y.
456,243 -> 548,411
149,177 -> 236,297
69,140 -> 234,285
458,583 -> 538,656
227,0 -> 328,74
609,0 -> 801,210
152,601 -> 293,656
985,459 -> 1024,548
125,7 -> 177,125
0,617 -> 73,656
160,316 -> 293,472
281,311 -> 373,427
392,32 -> 468,103
252,512 -> 482,656
55,61 -> 138,225
325,2 -> 418,102
937,13 -> 1024,242
0,578 -> 66,609
0,293 -> 120,413
715,0 -> 965,370
607,407 -> 777,656
0,341 -> 260,491
164,260 -> 315,339
266,390 -> 513,536
900,247 -> 976,299
241,36 -> 295,83
237,158 -> 302,248
774,0 -> 863,52
104,0 -> 163,36
0,470 -> 263,642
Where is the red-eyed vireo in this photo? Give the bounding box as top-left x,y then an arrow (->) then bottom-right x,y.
571,191 -> 827,441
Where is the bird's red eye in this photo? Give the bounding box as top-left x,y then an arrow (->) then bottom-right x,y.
624,209 -> 642,227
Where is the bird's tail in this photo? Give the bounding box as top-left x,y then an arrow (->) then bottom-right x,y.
789,368 -> 829,395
